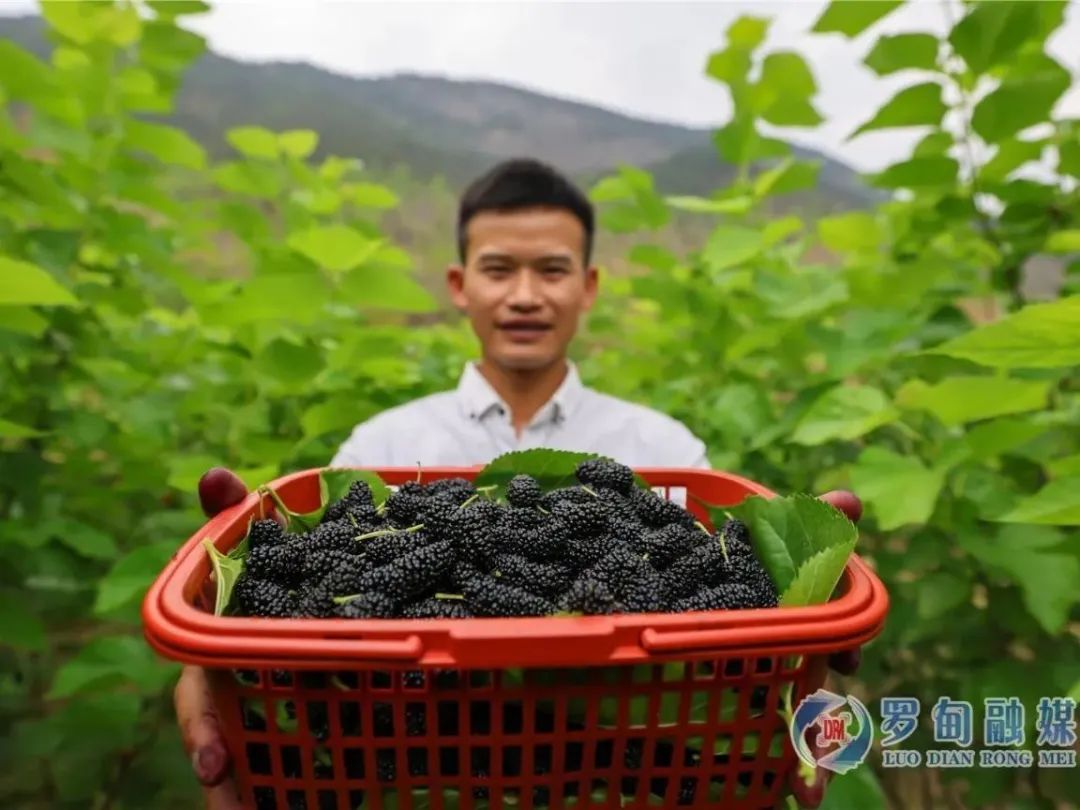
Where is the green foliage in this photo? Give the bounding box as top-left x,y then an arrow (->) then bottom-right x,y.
2,1 -> 1078,808
812,0 -> 903,38
582,4 -> 1080,806
0,3 -> 472,807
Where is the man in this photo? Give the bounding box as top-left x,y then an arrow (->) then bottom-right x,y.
330,157 -> 710,468
176,158 -> 861,809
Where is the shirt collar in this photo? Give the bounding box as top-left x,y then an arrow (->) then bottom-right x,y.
457,360 -> 586,427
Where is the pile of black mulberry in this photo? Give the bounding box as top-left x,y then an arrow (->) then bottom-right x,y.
229,459 -> 778,619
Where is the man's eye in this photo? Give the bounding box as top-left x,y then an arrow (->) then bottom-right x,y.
541,266 -> 568,275
484,265 -> 511,275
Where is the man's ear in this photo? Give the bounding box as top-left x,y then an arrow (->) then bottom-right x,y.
581,265 -> 600,312
446,264 -> 469,311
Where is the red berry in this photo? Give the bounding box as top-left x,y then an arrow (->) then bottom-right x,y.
198,467 -> 248,517
819,490 -> 863,523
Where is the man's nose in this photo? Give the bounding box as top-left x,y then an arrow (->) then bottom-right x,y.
507,268 -> 542,309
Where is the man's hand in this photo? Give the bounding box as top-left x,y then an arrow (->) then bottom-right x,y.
789,489 -> 865,808
175,468 -> 250,808
175,665 -> 242,809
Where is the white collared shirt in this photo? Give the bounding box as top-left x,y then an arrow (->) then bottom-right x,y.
330,361 -> 710,469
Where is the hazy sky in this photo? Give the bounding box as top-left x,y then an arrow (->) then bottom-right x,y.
3,0 -> 1079,171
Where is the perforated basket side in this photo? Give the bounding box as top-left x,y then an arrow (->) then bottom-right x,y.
209,651 -> 829,810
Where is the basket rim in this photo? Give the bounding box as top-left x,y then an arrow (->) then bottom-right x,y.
142,466 -> 889,668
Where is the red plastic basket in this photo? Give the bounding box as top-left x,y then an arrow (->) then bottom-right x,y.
143,467 -> 888,810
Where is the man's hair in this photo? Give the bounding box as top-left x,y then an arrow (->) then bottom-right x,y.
457,158 -> 595,265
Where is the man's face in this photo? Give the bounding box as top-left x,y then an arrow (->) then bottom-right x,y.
447,206 -> 599,371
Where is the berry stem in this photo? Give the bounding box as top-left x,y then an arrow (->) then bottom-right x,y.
355,523 -> 424,542
355,528 -> 395,541
434,592 -> 466,601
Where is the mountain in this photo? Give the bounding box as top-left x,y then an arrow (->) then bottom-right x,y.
0,14 -> 872,205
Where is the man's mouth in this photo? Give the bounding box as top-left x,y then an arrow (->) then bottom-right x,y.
497,320 -> 553,342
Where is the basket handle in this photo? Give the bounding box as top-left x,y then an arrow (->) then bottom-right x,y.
332,634 -> 425,660
639,622 -> 877,656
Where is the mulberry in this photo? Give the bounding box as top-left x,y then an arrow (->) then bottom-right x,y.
417,496 -> 460,528
464,578 -> 555,617
323,480 -> 378,524
492,554 -> 572,599
341,479 -> 375,509
596,487 -> 643,525
245,543 -> 305,585
315,562 -> 367,601
721,518 -> 751,548
247,518 -> 285,550
512,522 -> 567,562
635,524 -> 698,568
724,547 -> 779,607
499,505 -> 546,533
293,582 -> 337,618
449,559 -> 484,591
589,549 -> 666,613
575,458 -> 635,495
506,474 -> 543,507
558,578 -> 617,615
301,548 -> 361,582
441,500 -> 501,562
539,485 -> 595,511
563,528 -> 619,570
423,477 -> 476,504
551,498 -> 608,537
360,527 -> 430,567
632,488 -> 696,530
306,519 -> 364,553
384,488 -> 428,527
402,597 -> 472,619
359,538 -> 454,602
675,583 -> 759,612
234,576 -> 295,618
662,543 -> 728,600
334,592 -> 398,619
606,515 -> 643,549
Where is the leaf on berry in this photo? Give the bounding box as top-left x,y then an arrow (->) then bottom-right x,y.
474,449 -> 600,496
252,469 -> 389,535
779,542 -> 856,607
321,467 -> 391,509
724,493 -> 858,601
202,538 -> 245,617
474,448 -> 648,499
